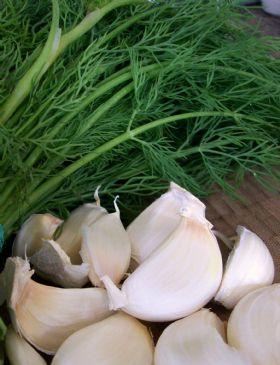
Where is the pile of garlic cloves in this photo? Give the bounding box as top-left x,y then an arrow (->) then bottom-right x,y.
0,182 -> 278,365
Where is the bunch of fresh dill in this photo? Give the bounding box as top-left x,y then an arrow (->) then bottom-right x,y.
0,0 -> 280,238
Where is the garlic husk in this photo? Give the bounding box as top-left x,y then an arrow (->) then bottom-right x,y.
5,326 -> 47,365
227,284 -> 280,365
127,181 -> 205,264
0,257 -> 112,354
155,309 -> 252,365
12,214 -> 62,258
56,197 -> 108,264
214,226 -> 274,309
80,204 -> 131,287
51,312 -> 154,365
30,240 -> 89,288
102,203 -> 223,321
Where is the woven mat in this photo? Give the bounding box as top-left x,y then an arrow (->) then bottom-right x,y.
204,173 -> 280,283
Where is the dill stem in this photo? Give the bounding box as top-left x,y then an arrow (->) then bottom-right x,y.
0,0 -> 60,125
2,110 -> 247,235
0,0 -> 148,125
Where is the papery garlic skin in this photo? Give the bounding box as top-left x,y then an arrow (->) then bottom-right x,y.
57,202 -> 107,264
155,309 -> 252,365
0,257 -> 112,354
127,182 -> 204,264
51,312 -> 154,365
5,326 -> 47,365
102,204 -> 223,321
12,214 -> 62,258
30,240 -> 89,288
227,284 -> 280,365
215,226 -> 274,309
80,209 -> 131,287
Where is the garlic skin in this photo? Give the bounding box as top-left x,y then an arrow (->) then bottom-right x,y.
30,240 -> 89,288
227,284 -> 280,365
102,203 -> 223,321
12,214 -> 62,258
5,326 -> 47,365
215,226 -> 274,309
51,312 -> 154,365
57,201 -> 107,264
80,207 -> 131,287
0,257 -> 112,354
155,309 -> 252,365
127,182 -> 204,264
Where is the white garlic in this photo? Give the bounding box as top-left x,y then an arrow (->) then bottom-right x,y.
155,309 -> 252,365
30,240 -> 89,288
127,182 -> 201,264
56,191 -> 107,264
0,257 -> 112,354
215,226 -> 274,309
227,284 -> 280,365
102,199 -> 223,321
80,198 -> 131,287
51,312 -> 154,365
12,213 -> 62,258
5,326 -> 47,365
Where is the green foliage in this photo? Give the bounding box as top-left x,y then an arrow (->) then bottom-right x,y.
0,0 -> 280,236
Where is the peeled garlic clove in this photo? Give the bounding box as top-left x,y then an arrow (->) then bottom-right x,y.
12,214 -> 62,258
80,199 -> 131,287
215,226 -> 274,309
155,309 -> 252,365
0,257 -> 112,354
51,312 -> 154,365
5,326 -> 47,365
56,195 -> 107,264
227,284 -> 280,365
127,181 -> 202,264
30,240 -> 89,288
102,200 -> 223,321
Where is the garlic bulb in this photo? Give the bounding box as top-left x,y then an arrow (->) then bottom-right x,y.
80,199 -> 131,287
227,284 -> 280,365
56,192 -> 107,264
30,240 -> 89,288
12,214 -> 62,258
51,312 -> 154,365
5,326 -> 47,365
215,226 -> 274,309
0,257 -> 112,354
102,202 -> 223,321
127,182 -> 202,264
155,309 -> 252,365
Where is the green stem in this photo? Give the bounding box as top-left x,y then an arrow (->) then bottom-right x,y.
0,0 -> 60,125
0,0 -> 148,125
2,110 -> 246,234
55,0 -> 146,59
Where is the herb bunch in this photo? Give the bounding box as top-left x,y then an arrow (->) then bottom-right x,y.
0,0 -> 280,238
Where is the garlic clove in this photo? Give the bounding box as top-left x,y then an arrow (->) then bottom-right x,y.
155,309 -> 252,365
30,240 -> 89,288
80,199 -> 131,287
127,181 -> 204,264
214,226 -> 274,309
51,312 -> 154,365
102,199 -> 223,322
5,325 -> 47,365
12,214 -> 62,258
227,284 -> 280,365
56,196 -> 107,264
0,257 -> 112,354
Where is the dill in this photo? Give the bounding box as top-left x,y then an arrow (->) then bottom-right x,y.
0,0 -> 280,238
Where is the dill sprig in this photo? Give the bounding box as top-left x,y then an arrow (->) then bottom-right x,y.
0,0 -> 280,237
